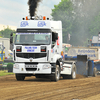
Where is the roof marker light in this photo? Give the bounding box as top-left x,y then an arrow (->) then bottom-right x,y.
26,16 -> 28,20
47,18 -> 49,20
23,18 -> 25,20
43,16 -> 46,20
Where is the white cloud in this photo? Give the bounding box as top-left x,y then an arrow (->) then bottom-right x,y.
0,0 -> 28,26
37,0 -> 61,19
0,0 -> 61,27
37,5 -> 52,18
41,0 -> 61,8
0,24 -> 17,31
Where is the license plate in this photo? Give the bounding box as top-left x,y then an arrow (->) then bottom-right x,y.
25,65 -> 37,68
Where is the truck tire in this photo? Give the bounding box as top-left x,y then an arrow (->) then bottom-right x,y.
15,74 -> 25,81
69,64 -> 76,79
93,68 -> 97,77
51,65 -> 60,82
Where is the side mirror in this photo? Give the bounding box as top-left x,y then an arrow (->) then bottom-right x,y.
10,33 -> 13,44
55,33 -> 58,40
52,32 -> 58,41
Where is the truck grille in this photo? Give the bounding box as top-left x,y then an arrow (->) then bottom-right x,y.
16,53 -> 47,59
25,63 -> 37,71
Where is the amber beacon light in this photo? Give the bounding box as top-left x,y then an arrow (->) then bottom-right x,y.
26,16 -> 28,20
43,16 -> 46,20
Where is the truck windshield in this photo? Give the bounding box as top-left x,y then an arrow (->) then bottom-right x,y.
15,33 -> 51,45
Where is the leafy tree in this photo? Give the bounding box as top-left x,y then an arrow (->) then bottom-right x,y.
0,26 -> 15,38
89,12 -> 100,37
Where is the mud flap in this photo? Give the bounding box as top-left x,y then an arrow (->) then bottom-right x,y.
77,55 -> 87,62
76,55 -> 88,76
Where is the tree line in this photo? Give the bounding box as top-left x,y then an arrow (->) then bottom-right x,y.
0,26 -> 15,38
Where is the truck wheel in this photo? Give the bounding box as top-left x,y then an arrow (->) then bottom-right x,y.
15,74 -> 25,81
69,64 -> 76,79
93,68 -> 97,77
51,65 -> 60,82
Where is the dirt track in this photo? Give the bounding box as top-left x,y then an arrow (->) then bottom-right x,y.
0,75 -> 100,100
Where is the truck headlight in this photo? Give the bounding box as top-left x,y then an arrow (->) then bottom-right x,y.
14,64 -> 19,69
43,65 -> 51,69
16,46 -> 22,52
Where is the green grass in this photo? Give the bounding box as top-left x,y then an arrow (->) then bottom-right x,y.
0,70 -> 14,76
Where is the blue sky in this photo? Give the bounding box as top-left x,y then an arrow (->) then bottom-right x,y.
0,0 -> 61,28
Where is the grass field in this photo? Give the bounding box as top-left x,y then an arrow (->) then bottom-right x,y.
0,70 -> 14,76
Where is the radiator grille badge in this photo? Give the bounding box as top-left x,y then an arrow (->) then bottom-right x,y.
30,58 -> 33,62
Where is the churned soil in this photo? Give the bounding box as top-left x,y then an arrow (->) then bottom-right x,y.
0,74 -> 100,100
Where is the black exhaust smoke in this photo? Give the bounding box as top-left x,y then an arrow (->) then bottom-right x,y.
28,0 -> 41,18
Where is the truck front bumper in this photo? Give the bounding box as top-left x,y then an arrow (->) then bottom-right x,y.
13,63 -> 52,74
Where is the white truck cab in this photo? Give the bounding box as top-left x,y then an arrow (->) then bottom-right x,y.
11,16 -> 76,81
